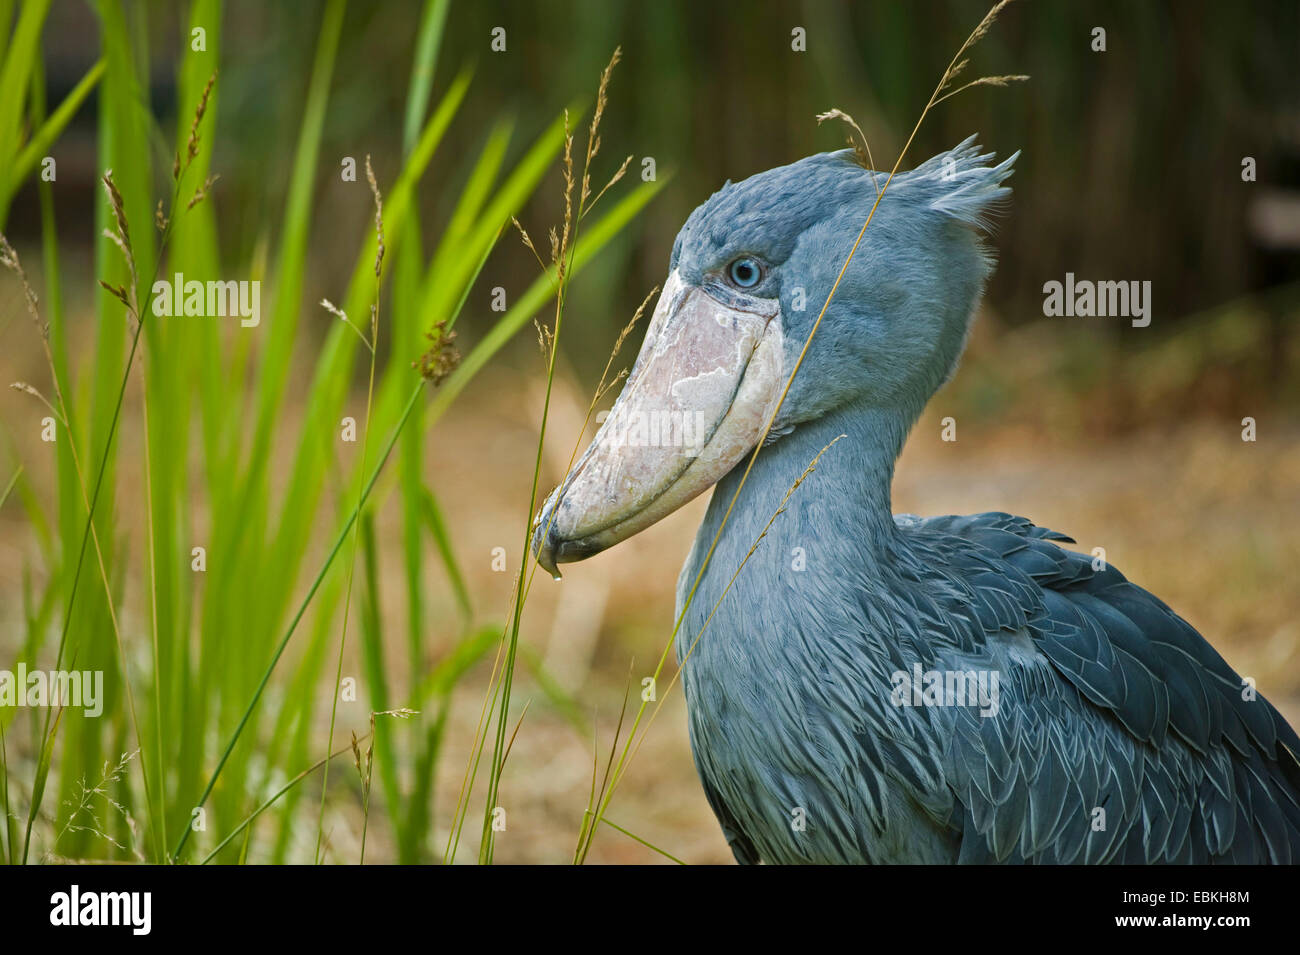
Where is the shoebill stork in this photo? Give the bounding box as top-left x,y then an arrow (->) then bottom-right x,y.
531,138 -> 1300,864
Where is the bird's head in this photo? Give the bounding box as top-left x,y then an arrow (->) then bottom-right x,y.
533,137 -> 1017,575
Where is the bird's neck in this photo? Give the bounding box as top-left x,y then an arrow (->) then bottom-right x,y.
686,397 -> 912,604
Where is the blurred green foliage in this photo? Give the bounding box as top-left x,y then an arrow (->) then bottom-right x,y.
0,0 -> 659,863
12,0 -> 1299,384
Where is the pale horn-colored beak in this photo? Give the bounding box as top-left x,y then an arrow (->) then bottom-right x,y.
531,268 -> 786,578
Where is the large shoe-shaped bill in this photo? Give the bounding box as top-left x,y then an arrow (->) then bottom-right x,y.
531,269 -> 786,577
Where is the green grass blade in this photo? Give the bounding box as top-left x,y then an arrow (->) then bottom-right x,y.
402,0 -> 450,157
0,0 -> 53,223
171,381 -> 425,861
422,486 -> 471,621
417,106 -> 579,332
358,512 -> 405,856
426,176 -> 668,426
518,645 -> 588,736
0,466 -> 20,512
247,0 -> 346,463
0,0 -> 14,64
0,719 -> 11,864
199,735 -> 358,865
9,59 -> 104,192
257,69 -> 471,636
36,0 -> 159,864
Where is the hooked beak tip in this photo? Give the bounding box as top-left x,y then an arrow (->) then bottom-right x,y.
532,493 -> 616,579
530,507 -> 563,580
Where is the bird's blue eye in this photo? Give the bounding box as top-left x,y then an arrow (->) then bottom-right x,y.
728,256 -> 762,288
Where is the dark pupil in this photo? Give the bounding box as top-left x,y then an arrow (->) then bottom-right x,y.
735,262 -> 754,283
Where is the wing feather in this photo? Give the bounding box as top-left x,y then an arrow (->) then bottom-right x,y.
906,511 -> 1300,863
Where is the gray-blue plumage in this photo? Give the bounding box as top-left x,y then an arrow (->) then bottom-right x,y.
666,140 -> 1300,864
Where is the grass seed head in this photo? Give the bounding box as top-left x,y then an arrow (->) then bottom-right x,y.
101,170 -> 131,250
415,321 -> 461,385
366,155 -> 385,278
815,108 -> 876,172
182,72 -> 217,177
187,173 -> 220,210
0,231 -> 46,338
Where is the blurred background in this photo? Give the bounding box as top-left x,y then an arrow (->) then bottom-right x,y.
1,0 -> 1297,864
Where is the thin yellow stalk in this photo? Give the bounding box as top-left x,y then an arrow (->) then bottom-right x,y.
200,733 -> 367,865
472,46 -> 626,866
600,817 -> 687,865
443,631 -> 508,863
572,668 -> 633,863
